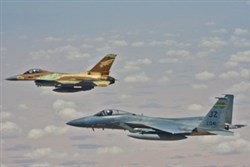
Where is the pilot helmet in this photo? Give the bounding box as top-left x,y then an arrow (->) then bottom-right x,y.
106,110 -> 113,115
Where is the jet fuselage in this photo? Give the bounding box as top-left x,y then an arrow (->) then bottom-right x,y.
67,109 -> 206,140
6,54 -> 117,92
67,95 -> 246,140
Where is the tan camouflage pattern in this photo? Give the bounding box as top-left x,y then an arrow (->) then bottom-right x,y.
7,54 -> 117,89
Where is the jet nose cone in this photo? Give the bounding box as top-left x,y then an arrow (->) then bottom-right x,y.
66,120 -> 79,127
66,118 -> 85,127
6,76 -> 18,81
66,117 -> 91,127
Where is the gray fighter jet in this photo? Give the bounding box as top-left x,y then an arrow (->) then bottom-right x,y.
67,95 -> 246,140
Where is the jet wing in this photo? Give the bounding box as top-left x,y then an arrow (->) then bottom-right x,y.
75,80 -> 96,89
142,121 -> 191,134
124,121 -> 192,134
52,80 -> 95,88
35,79 -> 95,89
35,79 -> 81,87
53,80 -> 95,92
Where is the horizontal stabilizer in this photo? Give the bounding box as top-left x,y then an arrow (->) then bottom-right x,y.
197,127 -> 234,136
226,124 -> 247,129
208,130 -> 234,136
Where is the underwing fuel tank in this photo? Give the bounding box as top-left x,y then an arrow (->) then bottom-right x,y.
127,133 -> 187,141
53,85 -> 94,93
53,87 -> 84,93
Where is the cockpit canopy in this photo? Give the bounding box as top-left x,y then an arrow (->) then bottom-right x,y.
24,69 -> 45,74
94,109 -> 135,117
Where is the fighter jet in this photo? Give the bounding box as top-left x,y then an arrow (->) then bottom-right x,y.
67,94 -> 246,140
6,54 -> 117,93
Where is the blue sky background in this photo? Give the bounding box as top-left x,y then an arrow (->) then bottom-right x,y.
1,1 -> 250,167
3,2 -> 249,36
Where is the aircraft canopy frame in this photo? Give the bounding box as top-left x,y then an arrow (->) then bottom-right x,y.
94,109 -> 134,117
24,69 -> 45,74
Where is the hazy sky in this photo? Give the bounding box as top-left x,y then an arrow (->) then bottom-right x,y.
1,1 -> 250,167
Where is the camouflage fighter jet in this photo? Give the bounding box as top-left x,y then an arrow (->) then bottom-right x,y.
67,94 -> 246,140
6,54 -> 117,93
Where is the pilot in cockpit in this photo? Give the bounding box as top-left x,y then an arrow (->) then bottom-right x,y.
25,69 -> 41,74
106,110 -> 113,116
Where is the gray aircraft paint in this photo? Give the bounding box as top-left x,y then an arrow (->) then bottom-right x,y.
67,95 -> 246,141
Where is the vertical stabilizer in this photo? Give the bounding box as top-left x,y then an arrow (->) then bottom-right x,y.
89,54 -> 117,75
224,94 -> 234,124
197,96 -> 234,135
198,97 -> 228,130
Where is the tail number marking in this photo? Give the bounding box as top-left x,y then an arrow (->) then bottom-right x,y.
207,121 -> 217,126
208,111 -> 218,118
